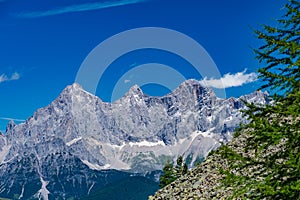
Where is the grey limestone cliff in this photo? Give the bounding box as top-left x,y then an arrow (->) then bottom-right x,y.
0,80 -> 269,199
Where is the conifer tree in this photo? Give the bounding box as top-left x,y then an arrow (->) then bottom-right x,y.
159,156 -> 189,188
220,1 -> 300,199
175,156 -> 183,175
159,159 -> 177,188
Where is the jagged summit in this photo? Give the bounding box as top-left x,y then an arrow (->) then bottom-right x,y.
59,80 -> 215,107
180,79 -> 200,86
171,79 -> 215,97
62,82 -> 83,93
5,120 -> 16,133
239,89 -> 270,105
53,82 -> 104,110
70,82 -> 83,89
176,79 -> 207,90
0,79 -> 269,199
121,84 -> 145,100
128,84 -> 143,94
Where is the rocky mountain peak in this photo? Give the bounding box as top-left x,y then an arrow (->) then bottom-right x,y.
54,82 -> 103,108
5,120 -> 16,133
173,79 -> 215,98
126,84 -> 144,97
239,90 -> 270,105
116,84 -> 146,105
60,82 -> 84,95
181,79 -> 200,86
0,79 -> 269,199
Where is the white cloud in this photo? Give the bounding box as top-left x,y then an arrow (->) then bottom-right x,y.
124,79 -> 131,83
0,74 -> 8,83
0,72 -> 21,84
0,117 -> 25,122
16,0 -> 149,18
10,72 -> 20,80
200,69 -> 257,89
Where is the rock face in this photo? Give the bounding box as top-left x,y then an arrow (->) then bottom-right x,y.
0,80 -> 269,199
148,134 -> 246,200
149,128 -> 285,200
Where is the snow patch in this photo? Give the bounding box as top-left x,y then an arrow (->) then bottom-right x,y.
224,116 -> 233,122
173,112 -> 181,117
36,176 -> 50,200
128,140 -> 165,147
87,137 -> 126,149
199,131 -> 214,138
101,164 -> 111,169
180,131 -> 202,144
66,137 -> 82,146
88,182 -> 95,195
105,142 -> 126,150
19,185 -> 25,199
81,159 -> 111,171
177,130 -> 215,146
207,115 -> 213,122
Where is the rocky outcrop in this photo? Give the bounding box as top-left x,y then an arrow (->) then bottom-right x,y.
149,124 -> 290,200
149,133 -> 259,200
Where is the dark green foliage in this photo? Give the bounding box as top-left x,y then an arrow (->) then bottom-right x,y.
220,0 -> 300,199
159,156 -> 189,188
175,156 -> 183,171
175,156 -> 188,176
159,159 -> 177,188
182,163 -> 188,175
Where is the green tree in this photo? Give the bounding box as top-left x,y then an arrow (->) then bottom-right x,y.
175,155 -> 183,175
159,156 -> 189,188
175,156 -> 189,176
220,0 -> 300,199
182,163 -> 188,175
159,159 -> 177,188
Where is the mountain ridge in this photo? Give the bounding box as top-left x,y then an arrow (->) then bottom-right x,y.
0,79 -> 269,199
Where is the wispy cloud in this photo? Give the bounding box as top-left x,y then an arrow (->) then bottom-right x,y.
124,79 -> 131,83
16,0 -> 149,18
0,72 -> 21,84
200,69 -> 257,89
0,117 -> 25,122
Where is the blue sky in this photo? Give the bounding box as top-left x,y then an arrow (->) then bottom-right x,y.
0,0 -> 286,131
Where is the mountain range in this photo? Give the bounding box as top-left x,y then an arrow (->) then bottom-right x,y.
0,79 -> 269,199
